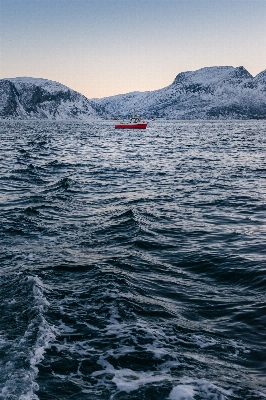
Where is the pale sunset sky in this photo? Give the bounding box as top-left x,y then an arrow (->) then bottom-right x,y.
1,0 -> 265,98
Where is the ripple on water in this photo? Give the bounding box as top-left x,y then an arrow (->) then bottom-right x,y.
0,120 -> 265,399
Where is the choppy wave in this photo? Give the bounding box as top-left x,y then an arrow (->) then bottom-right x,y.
0,120 -> 265,399
0,275 -> 56,399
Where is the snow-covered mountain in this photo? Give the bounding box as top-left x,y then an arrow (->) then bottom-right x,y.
0,77 -> 106,120
94,66 -> 266,120
1,67 -> 265,120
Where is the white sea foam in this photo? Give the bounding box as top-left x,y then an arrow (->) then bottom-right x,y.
92,358 -> 173,393
90,304 -> 239,398
92,356 -> 236,399
0,275 -> 56,400
191,334 -> 217,348
87,305 -> 178,393
168,385 -> 195,400
168,377 -> 234,400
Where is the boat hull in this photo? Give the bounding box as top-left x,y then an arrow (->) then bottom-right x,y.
115,123 -> 148,129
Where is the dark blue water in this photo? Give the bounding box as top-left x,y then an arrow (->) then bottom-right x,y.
0,120 -> 265,400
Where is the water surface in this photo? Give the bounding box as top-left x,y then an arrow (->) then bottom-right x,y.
0,120 -> 265,399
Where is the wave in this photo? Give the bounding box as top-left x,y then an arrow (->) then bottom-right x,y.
0,275 -> 56,400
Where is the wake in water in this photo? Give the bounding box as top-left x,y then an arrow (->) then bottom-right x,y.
0,275 -> 56,399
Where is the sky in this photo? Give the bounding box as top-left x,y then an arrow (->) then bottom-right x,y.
0,0 -> 266,98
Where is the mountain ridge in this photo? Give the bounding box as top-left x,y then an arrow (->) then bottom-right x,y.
1,66 -> 266,120
94,66 -> 266,120
0,77 -> 106,120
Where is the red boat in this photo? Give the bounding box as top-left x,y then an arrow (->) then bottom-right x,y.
115,116 -> 148,129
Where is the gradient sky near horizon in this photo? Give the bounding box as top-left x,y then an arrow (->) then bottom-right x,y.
1,0 -> 266,98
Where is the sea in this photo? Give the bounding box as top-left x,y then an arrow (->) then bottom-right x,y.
0,120 -> 265,400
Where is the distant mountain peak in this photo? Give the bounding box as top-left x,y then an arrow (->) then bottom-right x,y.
4,77 -> 71,94
95,65 -> 266,120
172,66 -> 253,86
228,66 -> 253,80
0,77 -> 107,120
254,69 -> 266,85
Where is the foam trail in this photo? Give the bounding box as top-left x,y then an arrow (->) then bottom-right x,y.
168,377 -> 233,400
0,276 -> 56,400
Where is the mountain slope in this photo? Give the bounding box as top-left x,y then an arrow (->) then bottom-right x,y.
94,66 -> 266,120
0,77 -> 106,120
1,67 -> 266,120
